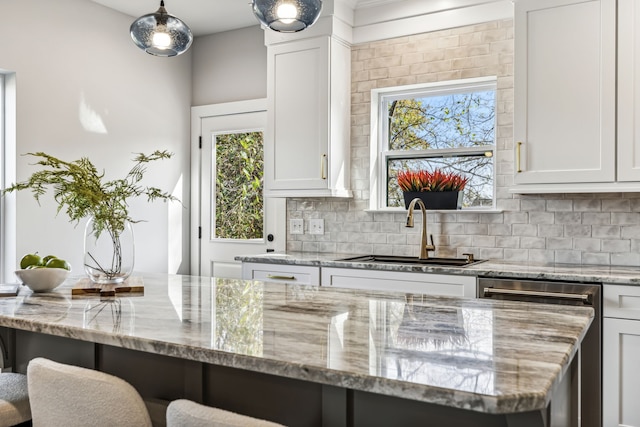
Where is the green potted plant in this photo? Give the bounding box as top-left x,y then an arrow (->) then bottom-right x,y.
397,169 -> 469,209
2,151 -> 179,284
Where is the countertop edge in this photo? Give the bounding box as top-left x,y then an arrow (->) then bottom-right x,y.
236,253 -> 640,285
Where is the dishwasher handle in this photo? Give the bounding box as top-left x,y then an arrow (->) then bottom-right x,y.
482,287 -> 592,304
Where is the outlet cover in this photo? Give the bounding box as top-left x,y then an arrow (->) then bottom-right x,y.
309,218 -> 324,235
290,219 -> 304,234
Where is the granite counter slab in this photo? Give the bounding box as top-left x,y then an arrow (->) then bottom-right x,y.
0,273 -> 592,415
237,251 -> 640,284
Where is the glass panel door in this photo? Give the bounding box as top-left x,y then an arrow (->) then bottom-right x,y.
198,108 -> 285,279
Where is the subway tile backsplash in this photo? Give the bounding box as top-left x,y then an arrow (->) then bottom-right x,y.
288,195 -> 640,266
286,19 -> 640,267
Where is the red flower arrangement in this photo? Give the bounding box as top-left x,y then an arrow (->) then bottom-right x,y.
397,169 -> 469,192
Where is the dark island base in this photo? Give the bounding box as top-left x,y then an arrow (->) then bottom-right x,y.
1,329 -> 559,427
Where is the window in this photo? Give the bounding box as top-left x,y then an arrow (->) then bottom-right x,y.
214,130 -> 264,239
370,77 -> 496,210
0,72 -> 16,282
0,74 -> 4,280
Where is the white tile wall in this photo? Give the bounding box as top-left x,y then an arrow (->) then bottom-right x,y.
286,19 -> 640,267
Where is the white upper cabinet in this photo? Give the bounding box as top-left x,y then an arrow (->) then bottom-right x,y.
512,0 -> 621,192
618,0 -> 640,182
264,35 -> 351,198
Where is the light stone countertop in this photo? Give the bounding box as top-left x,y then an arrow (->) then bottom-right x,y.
237,251 -> 640,284
0,273 -> 592,415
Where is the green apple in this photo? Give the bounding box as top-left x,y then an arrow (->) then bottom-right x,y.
41,255 -> 57,265
45,258 -> 70,271
19,253 -> 42,269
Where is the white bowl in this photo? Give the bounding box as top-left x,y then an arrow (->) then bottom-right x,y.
15,268 -> 70,292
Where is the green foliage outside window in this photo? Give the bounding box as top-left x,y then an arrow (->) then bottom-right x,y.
386,90 -> 495,208
215,132 -> 264,239
388,92 -> 495,151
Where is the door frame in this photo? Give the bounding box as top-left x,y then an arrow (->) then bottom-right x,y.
190,99 -> 284,275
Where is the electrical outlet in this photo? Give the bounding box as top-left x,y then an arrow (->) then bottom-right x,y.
290,219 -> 304,235
309,218 -> 324,235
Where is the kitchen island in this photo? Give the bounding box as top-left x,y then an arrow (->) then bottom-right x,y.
0,273 -> 592,426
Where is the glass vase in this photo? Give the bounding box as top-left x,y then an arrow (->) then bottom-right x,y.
83,216 -> 135,285
83,298 -> 135,335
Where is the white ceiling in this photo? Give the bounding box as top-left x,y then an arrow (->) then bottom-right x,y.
88,0 -> 412,36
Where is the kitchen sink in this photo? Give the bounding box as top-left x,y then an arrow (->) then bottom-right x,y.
336,255 -> 486,267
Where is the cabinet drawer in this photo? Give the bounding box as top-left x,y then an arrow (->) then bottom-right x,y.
604,284 -> 640,319
321,267 -> 476,298
242,263 -> 319,286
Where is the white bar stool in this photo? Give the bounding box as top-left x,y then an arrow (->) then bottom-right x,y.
166,399 -> 286,427
0,372 -> 31,427
27,357 -> 153,427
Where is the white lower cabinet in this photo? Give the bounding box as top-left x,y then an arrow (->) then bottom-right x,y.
321,267 -> 476,298
242,262 -> 477,298
241,262 -> 320,286
603,284 -> 640,427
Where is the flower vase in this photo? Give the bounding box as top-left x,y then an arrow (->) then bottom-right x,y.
83,216 -> 135,285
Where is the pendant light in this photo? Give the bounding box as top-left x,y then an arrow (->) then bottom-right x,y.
252,0 -> 323,33
130,1 -> 193,57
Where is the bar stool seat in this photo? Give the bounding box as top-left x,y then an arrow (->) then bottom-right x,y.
27,357 -> 152,427
166,399 -> 286,427
0,373 -> 31,427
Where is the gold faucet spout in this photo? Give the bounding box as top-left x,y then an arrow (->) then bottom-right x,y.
406,198 -> 436,260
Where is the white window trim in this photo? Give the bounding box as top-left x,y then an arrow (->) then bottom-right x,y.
0,73 -> 17,281
369,76 -> 498,211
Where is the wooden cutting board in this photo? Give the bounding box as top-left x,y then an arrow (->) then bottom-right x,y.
71,276 -> 144,297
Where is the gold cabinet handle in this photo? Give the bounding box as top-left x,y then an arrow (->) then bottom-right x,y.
267,274 -> 296,280
516,141 -> 522,173
321,154 -> 327,180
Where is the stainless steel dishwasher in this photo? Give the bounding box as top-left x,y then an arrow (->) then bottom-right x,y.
478,277 -> 601,427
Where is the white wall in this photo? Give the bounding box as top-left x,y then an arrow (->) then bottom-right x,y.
192,26 -> 267,105
0,0 -> 192,277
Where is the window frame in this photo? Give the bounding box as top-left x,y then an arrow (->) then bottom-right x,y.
0,72 -> 17,282
369,76 -> 498,211
0,74 -> 4,281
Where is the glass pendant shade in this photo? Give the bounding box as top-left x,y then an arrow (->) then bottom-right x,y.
130,1 -> 193,57
252,0 -> 323,32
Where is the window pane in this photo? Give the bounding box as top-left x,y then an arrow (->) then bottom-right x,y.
388,90 -> 495,150
387,156 -> 494,208
214,132 -> 264,239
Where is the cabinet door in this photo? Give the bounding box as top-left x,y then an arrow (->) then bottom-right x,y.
514,0 -> 615,184
266,37 -> 330,192
603,317 -> 640,427
618,0 -> 640,181
321,267 -> 476,298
